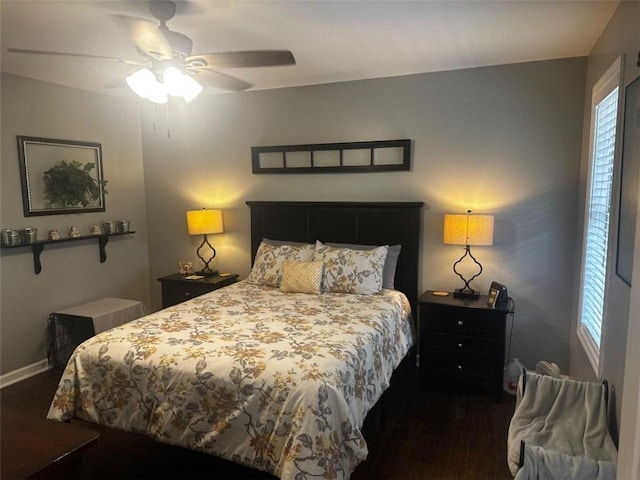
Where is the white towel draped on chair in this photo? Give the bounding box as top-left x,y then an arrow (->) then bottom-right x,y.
507,372 -> 617,478
515,444 -> 616,480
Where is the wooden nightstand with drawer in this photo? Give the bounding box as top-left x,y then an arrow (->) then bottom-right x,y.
158,273 -> 239,308
417,290 -> 509,402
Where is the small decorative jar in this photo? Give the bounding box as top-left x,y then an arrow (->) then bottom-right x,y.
102,221 -> 116,234
1,229 -> 19,246
116,220 -> 130,233
48,229 -> 60,240
22,227 -> 38,243
68,226 -> 80,238
90,225 -> 102,235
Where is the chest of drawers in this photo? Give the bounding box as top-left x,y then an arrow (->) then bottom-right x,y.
417,290 -> 508,401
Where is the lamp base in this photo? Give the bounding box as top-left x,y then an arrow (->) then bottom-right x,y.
453,288 -> 480,299
198,269 -> 219,277
451,245 -> 482,300
195,234 -> 218,277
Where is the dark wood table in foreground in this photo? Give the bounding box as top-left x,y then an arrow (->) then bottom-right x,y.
1,407 -> 99,479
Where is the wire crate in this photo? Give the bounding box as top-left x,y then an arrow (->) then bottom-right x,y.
46,313 -> 95,369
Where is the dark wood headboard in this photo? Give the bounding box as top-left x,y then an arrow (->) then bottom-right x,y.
246,201 -> 424,308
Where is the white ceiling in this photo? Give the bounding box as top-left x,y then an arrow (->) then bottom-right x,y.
1,0 -> 619,98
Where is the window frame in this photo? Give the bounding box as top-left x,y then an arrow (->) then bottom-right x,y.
577,55 -> 623,376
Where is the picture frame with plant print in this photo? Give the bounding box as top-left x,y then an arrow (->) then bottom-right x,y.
17,136 -> 107,217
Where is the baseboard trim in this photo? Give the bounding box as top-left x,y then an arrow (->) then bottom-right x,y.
0,359 -> 50,389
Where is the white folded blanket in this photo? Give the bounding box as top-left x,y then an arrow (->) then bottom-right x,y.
507,372 -> 617,477
515,444 -> 616,480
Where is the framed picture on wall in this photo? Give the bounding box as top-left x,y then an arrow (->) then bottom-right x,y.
17,136 -> 107,217
616,75 -> 640,286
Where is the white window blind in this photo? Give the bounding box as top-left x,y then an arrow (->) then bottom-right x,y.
578,57 -> 621,374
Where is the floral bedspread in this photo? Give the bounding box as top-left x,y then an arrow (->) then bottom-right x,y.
47,281 -> 414,479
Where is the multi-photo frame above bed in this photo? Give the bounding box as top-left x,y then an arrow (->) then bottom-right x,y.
251,139 -> 411,174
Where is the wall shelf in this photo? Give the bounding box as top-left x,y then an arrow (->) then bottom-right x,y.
0,231 -> 135,274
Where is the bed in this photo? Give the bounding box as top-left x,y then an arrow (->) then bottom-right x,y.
47,201 -> 424,479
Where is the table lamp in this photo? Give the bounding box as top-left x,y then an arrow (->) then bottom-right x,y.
443,210 -> 494,298
186,208 -> 224,276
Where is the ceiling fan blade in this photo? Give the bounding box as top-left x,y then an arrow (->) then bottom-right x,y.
186,50 -> 296,69
6,48 -> 148,66
193,70 -> 253,92
110,14 -> 172,60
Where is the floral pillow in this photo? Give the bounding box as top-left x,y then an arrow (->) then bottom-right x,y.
326,242 -> 401,289
280,261 -> 324,294
313,241 -> 388,295
247,242 -> 315,287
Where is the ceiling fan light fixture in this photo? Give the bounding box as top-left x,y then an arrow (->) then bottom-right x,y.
163,66 -> 186,96
126,66 -> 202,103
126,68 -> 155,96
163,66 -> 203,101
181,74 -> 203,102
126,68 -> 168,104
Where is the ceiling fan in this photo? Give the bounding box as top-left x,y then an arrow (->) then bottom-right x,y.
7,0 -> 296,102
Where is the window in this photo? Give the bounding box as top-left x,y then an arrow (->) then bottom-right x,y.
578,57 -> 621,375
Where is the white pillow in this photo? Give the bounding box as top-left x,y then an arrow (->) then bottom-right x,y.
313,240 -> 388,295
247,242 -> 315,287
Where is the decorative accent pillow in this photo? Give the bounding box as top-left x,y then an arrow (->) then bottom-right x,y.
280,261 -> 324,294
326,242 -> 401,289
247,242 -> 315,287
313,241 -> 388,295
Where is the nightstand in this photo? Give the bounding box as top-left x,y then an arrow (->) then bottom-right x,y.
417,290 -> 509,402
158,273 -> 239,308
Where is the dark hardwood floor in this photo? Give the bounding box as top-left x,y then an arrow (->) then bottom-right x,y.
0,360 -> 514,479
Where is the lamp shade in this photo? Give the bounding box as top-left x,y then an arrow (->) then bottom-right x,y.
443,213 -> 494,246
186,209 -> 224,235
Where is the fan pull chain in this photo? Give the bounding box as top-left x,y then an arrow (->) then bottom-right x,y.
165,102 -> 171,138
152,103 -> 158,132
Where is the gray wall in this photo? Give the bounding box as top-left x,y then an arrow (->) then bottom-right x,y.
0,2 -> 636,455
0,74 -> 151,375
569,0 -> 640,437
141,57 -> 587,372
